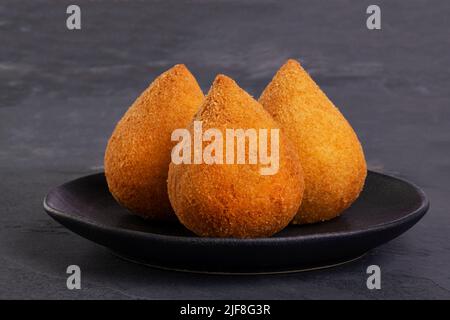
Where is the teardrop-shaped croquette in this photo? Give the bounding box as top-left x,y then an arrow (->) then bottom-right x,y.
168,75 -> 304,238
105,64 -> 204,220
259,59 -> 367,224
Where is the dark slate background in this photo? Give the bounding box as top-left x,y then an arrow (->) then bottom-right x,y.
1,0 -> 449,299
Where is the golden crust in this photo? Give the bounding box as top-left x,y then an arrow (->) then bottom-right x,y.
104,64 -> 204,220
259,59 -> 367,224
168,75 -> 305,238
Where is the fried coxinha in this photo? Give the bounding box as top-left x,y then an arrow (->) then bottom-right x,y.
105,64 -> 204,220
168,75 -> 304,238
259,59 -> 367,224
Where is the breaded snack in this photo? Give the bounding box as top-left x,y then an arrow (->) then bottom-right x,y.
104,64 -> 204,220
259,59 -> 367,224
168,75 -> 304,238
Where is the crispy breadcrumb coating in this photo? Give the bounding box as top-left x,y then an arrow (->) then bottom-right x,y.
168,75 -> 304,238
105,64 -> 204,220
259,59 -> 367,224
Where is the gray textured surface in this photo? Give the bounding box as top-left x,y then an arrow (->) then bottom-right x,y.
1,0 -> 449,299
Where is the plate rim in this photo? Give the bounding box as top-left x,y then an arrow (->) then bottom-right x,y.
110,250 -> 369,275
43,170 -> 430,245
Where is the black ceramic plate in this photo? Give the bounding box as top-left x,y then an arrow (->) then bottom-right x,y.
44,171 -> 428,274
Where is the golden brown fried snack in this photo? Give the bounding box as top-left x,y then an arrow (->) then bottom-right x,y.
259,59 -> 367,224
167,75 -> 304,238
104,64 -> 204,220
